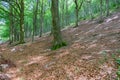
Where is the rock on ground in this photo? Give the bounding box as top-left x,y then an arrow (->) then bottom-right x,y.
0,74 -> 10,80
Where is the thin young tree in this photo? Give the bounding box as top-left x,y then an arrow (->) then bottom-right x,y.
65,0 -> 69,26
39,0 -> 44,37
9,3 -> 14,44
99,0 -> 103,22
106,0 -> 110,16
60,0 -> 65,27
32,0 -> 39,41
73,0 -> 84,27
87,0 -> 94,20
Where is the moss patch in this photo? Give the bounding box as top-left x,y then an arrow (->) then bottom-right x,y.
51,41 -> 67,50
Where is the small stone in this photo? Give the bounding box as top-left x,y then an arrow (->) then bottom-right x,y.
11,48 -> 16,52
1,49 -> 5,51
0,74 -> 11,80
19,48 -> 24,52
0,64 -> 9,69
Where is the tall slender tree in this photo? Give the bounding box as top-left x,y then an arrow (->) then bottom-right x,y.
106,0 -> 109,16
60,0 -> 65,27
19,0 -> 25,43
9,3 -> 14,44
73,0 -> 84,27
99,0 -> 103,22
32,0 -> 39,41
39,0 -> 44,37
65,0 -> 69,26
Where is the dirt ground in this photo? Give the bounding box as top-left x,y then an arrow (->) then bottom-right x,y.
0,11 -> 120,80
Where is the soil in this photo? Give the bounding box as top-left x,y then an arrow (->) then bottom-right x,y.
0,11 -> 120,80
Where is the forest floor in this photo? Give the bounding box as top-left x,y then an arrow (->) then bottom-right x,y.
0,10 -> 120,80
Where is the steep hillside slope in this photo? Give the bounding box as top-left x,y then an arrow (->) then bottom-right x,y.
0,11 -> 120,80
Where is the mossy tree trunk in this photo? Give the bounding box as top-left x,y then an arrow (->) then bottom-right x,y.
19,0 -> 25,44
51,0 -> 66,50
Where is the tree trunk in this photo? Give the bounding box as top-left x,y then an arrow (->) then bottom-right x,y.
60,0 -> 65,28
32,0 -> 39,41
39,0 -> 44,37
88,1 -> 93,20
19,0 -> 25,44
65,0 -> 69,26
75,8 -> 79,27
106,0 -> 109,16
74,0 -> 79,27
74,0 -> 84,27
114,0 -> 120,8
9,5 -> 14,44
99,0 -> 103,22
51,0 -> 66,50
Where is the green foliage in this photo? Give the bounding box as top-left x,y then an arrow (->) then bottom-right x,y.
0,26 -> 9,38
102,51 -> 108,61
98,50 -> 108,64
117,68 -> 120,79
116,59 -> 120,79
116,59 -> 120,65
113,50 -> 120,79
117,50 -> 120,54
0,0 -> 120,42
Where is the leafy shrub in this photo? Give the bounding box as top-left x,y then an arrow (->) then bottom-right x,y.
0,26 -> 9,38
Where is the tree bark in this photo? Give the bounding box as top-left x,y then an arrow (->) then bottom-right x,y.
32,0 -> 39,41
65,0 -> 69,26
75,8 -> 79,27
99,0 -> 103,22
106,0 -> 109,16
51,0 -> 66,50
19,0 -> 25,44
60,0 -> 65,28
39,0 -> 44,37
9,4 -> 14,44
74,0 -> 84,27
